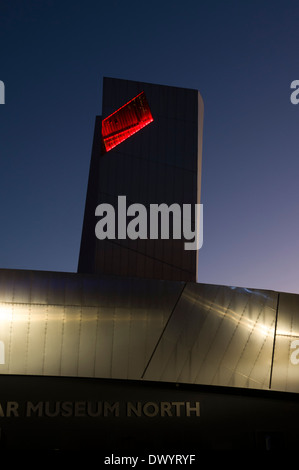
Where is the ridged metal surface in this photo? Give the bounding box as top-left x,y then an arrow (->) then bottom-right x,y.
0,269 -> 183,380
143,283 -> 277,389
271,293 -> 299,393
2,268 -> 299,394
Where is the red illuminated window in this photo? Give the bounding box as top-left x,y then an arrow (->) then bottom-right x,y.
101,91 -> 154,153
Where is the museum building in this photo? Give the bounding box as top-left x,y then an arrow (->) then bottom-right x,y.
1,78 -> 299,451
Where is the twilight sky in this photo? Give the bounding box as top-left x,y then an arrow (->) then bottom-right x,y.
1,0 -> 299,294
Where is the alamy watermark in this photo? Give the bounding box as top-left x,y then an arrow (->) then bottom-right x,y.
290,80 -> 299,104
0,80 -> 5,104
95,196 -> 203,251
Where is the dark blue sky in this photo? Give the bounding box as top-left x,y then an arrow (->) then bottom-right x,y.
1,0 -> 299,293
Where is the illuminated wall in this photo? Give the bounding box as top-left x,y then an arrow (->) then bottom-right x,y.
101,91 -> 153,153
1,268 -> 299,393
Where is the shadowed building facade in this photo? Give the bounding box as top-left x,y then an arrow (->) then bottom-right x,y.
78,77 -> 204,282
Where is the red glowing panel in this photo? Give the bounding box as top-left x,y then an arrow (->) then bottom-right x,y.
101,91 -> 153,153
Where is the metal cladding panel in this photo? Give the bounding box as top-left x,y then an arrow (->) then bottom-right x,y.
143,284 -> 278,390
271,293 -> 299,393
0,269 -> 184,380
4,268 -> 299,394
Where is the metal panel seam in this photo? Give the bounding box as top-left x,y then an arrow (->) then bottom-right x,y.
141,282 -> 187,379
269,292 -> 280,389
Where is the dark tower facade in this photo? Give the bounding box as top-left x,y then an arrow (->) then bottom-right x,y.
78,77 -> 204,281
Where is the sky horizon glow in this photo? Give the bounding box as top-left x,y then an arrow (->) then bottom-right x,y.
1,0 -> 299,294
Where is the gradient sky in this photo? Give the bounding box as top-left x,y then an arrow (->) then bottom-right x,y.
1,0 -> 299,294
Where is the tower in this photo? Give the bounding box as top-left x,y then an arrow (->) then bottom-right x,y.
78,77 -> 204,282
